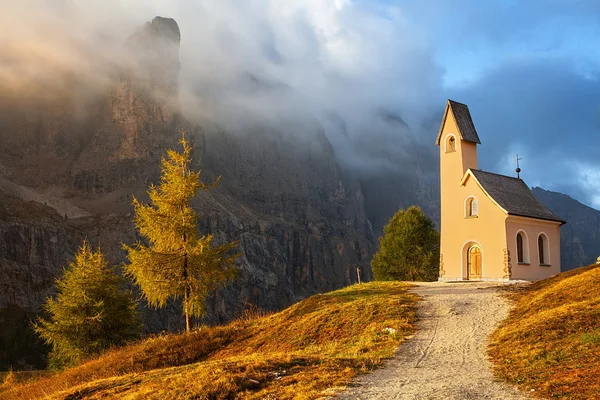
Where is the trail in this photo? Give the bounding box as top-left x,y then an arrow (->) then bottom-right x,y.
335,282 -> 530,400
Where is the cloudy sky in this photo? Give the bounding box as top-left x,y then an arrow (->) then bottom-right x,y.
418,0 -> 600,208
3,0 -> 600,208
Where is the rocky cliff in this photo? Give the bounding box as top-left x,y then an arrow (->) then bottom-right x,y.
0,17 -> 374,369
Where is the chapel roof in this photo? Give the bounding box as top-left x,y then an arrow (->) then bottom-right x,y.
436,100 -> 481,145
469,169 -> 565,224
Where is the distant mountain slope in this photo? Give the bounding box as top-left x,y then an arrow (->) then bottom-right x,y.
532,187 -> 600,270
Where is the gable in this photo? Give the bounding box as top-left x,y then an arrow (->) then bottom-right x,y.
461,173 -> 508,217
435,100 -> 481,145
463,169 -> 565,224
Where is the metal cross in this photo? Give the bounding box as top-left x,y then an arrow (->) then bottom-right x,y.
515,154 -> 522,178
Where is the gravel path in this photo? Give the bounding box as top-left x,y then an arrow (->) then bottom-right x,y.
335,282 -> 530,400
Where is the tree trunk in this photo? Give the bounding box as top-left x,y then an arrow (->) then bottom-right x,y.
183,253 -> 191,332
183,232 -> 190,332
184,286 -> 190,332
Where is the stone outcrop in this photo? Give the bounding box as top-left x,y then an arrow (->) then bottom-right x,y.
109,16 -> 181,160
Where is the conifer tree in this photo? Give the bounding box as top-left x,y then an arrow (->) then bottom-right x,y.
123,133 -> 238,332
371,206 -> 440,282
34,241 -> 141,369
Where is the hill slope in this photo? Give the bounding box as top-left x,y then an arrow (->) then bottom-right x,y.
489,263 -> 600,399
0,282 -> 417,400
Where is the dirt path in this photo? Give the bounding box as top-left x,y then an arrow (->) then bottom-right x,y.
335,282 -> 530,400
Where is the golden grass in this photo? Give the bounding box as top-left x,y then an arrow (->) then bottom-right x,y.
1,281 -> 417,399
489,263 -> 600,399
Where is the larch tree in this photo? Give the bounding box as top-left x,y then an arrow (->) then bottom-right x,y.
34,241 -> 141,369
123,132 -> 238,332
371,206 -> 440,282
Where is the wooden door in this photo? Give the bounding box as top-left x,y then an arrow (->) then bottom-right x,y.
468,245 -> 482,279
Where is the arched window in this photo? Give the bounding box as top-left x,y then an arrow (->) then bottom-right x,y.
538,233 -> 550,265
466,197 -> 478,217
516,231 -> 529,264
445,135 -> 456,153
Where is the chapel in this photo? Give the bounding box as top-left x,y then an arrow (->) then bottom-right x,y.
436,100 -> 564,281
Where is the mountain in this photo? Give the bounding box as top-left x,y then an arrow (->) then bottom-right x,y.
0,17 -> 374,369
532,187 -> 600,270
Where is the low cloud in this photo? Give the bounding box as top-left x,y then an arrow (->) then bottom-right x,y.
0,0 -> 443,174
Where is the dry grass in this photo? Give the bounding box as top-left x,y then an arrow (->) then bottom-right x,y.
1,281 -> 417,399
489,263 -> 600,399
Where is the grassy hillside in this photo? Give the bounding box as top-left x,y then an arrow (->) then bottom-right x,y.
489,263 -> 600,399
1,282 -> 417,400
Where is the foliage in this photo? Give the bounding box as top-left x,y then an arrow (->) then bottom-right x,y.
33,241 -> 141,369
3,282 -> 417,400
371,205 -> 440,281
489,263 -> 600,399
123,132 -> 238,331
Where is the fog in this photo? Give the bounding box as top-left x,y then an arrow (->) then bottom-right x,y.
0,0 -> 442,175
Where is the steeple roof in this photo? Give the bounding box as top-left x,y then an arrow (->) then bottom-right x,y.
435,100 -> 481,145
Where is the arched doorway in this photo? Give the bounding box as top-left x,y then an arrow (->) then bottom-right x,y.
467,245 -> 482,280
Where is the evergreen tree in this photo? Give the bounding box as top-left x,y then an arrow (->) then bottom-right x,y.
371,206 -> 440,282
34,241 -> 141,369
123,133 -> 238,332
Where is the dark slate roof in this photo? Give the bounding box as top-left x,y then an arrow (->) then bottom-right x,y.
449,100 -> 481,144
470,169 -> 565,224
436,100 -> 481,145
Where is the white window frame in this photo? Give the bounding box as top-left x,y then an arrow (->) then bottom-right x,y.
537,233 -> 551,266
464,196 -> 479,218
445,134 -> 457,153
515,230 -> 530,264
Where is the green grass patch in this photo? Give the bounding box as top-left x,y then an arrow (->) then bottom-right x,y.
581,330 -> 600,345
1,281 -> 417,399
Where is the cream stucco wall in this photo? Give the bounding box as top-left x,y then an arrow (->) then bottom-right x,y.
439,171 -> 509,280
505,216 -> 561,280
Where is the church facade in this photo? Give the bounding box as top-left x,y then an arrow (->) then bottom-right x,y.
437,100 -> 564,281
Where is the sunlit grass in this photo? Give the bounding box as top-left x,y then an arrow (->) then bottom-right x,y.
489,263 -> 600,399
1,281 -> 417,399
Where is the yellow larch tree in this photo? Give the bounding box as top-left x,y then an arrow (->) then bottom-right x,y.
123,132 -> 238,332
